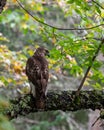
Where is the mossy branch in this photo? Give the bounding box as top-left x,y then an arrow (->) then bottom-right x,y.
4,90 -> 104,119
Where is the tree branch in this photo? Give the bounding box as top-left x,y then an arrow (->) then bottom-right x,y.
76,38 -> 104,96
74,37 -> 102,42
92,0 -> 104,10
16,0 -> 104,31
4,90 -> 104,119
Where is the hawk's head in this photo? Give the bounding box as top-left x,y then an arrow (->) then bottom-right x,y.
34,47 -> 49,57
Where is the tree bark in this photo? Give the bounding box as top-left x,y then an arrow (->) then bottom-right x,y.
4,90 -> 104,119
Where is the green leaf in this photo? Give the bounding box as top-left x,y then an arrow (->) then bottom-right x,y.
67,0 -> 75,4
95,5 -> 101,14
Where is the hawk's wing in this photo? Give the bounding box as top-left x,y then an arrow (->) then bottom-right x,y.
26,57 -> 41,85
26,56 -> 49,108
26,56 -> 41,96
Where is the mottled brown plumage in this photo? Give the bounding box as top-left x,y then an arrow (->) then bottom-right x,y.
26,47 -> 49,109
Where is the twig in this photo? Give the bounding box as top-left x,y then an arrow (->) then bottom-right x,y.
92,0 -> 104,10
76,38 -> 104,96
16,0 -> 104,31
92,116 -> 100,127
74,37 -> 102,42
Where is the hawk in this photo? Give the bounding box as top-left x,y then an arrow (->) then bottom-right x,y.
25,47 -> 49,109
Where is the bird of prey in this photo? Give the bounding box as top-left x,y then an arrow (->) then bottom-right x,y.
25,47 -> 49,109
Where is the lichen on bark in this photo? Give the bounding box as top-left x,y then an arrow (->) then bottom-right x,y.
4,90 -> 104,119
